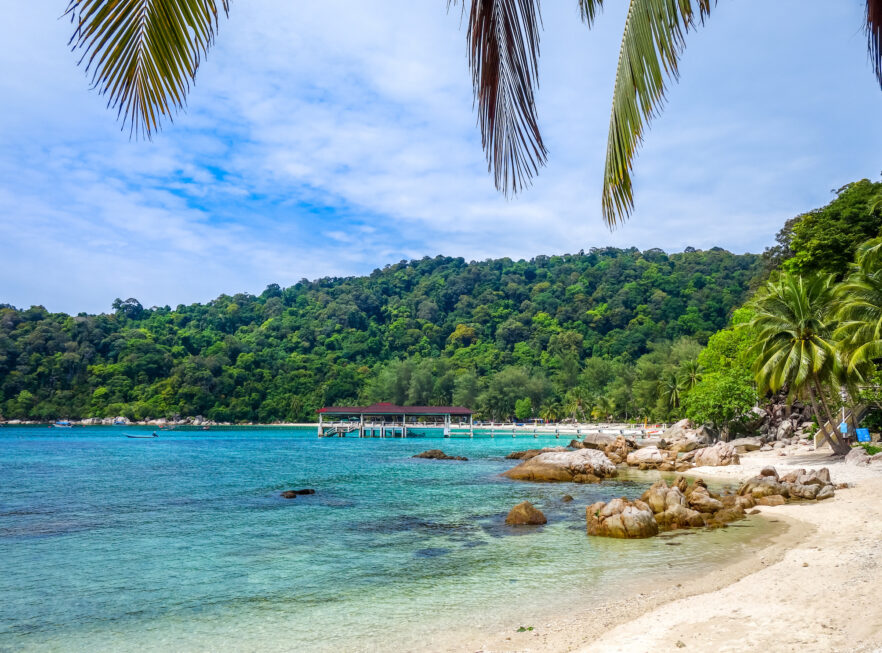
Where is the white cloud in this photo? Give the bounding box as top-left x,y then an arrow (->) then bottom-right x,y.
0,1 -> 880,313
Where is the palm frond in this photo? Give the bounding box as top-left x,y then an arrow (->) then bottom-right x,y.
868,0 -> 882,86
66,0 -> 229,138
450,0 -> 547,194
601,0 -> 712,226
578,0 -> 605,26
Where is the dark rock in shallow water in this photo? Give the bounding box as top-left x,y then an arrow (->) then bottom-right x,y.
414,547 -> 451,558
562,494 -> 574,502
281,489 -> 316,498
413,449 -> 468,461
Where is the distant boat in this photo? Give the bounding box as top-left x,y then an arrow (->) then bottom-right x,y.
125,432 -> 158,439
53,420 -> 73,428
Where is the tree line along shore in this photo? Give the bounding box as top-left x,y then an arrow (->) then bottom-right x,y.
1,179 -> 881,440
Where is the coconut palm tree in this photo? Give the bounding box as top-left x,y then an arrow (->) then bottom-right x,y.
658,373 -> 682,410
748,272 -> 850,455
835,237 -> 882,375
539,402 -> 561,423
64,1 -> 882,225
678,359 -> 703,392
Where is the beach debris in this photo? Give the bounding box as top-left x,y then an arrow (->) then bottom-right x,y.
280,488 -> 315,499
586,497 -> 659,538
412,449 -> 468,461
505,501 -> 547,526
503,449 -> 617,483
516,626 -> 534,632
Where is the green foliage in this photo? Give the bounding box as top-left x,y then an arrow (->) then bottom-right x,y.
766,179 -> 882,278
681,308 -> 758,429
514,397 -> 533,421
0,248 -> 760,422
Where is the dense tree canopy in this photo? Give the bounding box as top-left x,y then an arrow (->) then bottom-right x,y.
0,247 -> 760,422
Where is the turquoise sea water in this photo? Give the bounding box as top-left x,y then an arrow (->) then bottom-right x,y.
0,427 -> 774,652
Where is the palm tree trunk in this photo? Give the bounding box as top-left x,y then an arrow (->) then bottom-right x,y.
813,376 -> 850,455
806,382 -> 839,452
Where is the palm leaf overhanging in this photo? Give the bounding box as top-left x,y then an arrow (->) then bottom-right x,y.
868,0 -> 882,86
66,0 -> 229,138
450,0 -> 547,195
601,0 -> 711,226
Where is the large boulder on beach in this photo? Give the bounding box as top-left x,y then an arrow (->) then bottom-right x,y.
413,449 -> 468,461
662,419 -> 693,441
687,485 -> 724,512
729,437 -> 762,453
692,441 -> 740,467
845,447 -> 871,466
505,501 -> 547,525
503,448 -> 617,483
626,446 -> 665,467
586,498 -> 658,538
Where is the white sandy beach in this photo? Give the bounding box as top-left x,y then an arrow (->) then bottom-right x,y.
452,446 -> 882,653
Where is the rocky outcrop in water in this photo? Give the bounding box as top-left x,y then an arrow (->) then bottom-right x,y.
413,450 -> 468,461
586,497 -> 658,538
503,449 -> 617,483
505,501 -> 547,525
506,447 -> 567,460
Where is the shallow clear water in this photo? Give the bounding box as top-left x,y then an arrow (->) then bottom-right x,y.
0,427 -> 775,652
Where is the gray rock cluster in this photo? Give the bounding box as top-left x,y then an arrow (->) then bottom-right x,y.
738,466 -> 836,502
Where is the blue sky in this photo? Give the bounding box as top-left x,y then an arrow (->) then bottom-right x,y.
1,2 -> 881,314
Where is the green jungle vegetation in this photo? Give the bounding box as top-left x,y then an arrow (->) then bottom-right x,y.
1,179 -> 881,429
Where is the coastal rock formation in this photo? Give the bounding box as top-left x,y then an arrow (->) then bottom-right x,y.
603,435 -> 635,464
661,419 -> 712,453
691,441 -> 740,467
587,477 -> 753,539
506,447 -> 567,460
503,449 -> 617,483
576,433 -> 618,450
586,498 -> 659,538
413,450 -> 468,461
737,467 -> 836,502
505,501 -> 547,525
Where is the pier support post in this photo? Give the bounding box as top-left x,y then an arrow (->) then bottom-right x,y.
318,413 -> 323,438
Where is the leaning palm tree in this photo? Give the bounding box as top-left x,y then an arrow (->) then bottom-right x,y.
64,1 -> 882,225
539,401 -> 561,423
749,272 -> 850,455
835,237 -> 882,375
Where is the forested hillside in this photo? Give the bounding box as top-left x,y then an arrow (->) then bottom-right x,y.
1,247 -> 761,422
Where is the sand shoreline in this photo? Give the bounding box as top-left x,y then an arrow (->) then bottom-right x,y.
452,449 -> 882,653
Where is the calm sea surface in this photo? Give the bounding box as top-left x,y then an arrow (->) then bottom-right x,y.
0,427 -> 775,652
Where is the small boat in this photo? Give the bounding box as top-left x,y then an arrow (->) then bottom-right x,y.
53,420 -> 73,428
125,432 -> 158,439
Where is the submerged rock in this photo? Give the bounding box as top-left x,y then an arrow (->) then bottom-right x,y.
502,448 -> 617,483
506,501 -> 547,526
281,488 -> 315,498
413,449 -> 468,461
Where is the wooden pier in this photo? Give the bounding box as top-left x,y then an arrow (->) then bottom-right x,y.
316,403 -> 473,438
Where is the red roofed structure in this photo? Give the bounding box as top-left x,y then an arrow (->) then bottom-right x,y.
316,402 -> 473,438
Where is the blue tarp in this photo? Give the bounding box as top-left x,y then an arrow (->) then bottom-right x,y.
857,428 -> 871,443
